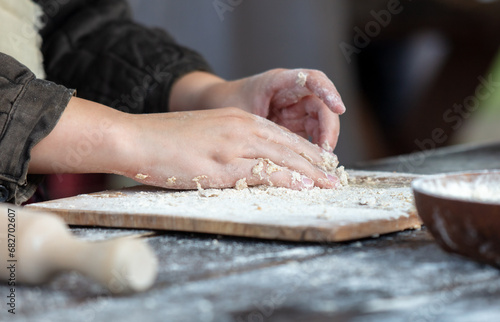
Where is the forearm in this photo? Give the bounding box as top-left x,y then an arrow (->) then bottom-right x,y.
169,71 -> 243,112
29,97 -> 341,191
29,97 -> 128,175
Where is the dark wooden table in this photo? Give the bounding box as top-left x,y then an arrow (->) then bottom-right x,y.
3,143 -> 500,322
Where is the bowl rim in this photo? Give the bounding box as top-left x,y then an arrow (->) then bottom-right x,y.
411,169 -> 500,205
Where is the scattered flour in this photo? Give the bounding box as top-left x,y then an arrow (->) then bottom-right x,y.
34,171 -> 418,229
135,173 -> 149,180
318,140 -> 348,187
359,197 -> 377,207
192,175 -> 219,197
252,159 -> 265,180
192,175 -> 207,191
166,177 -> 177,185
335,166 -> 349,186
318,151 -> 339,172
235,178 -> 248,190
265,159 -> 282,175
317,151 -> 349,187
291,171 -> 302,184
413,171 -> 500,203
251,158 -> 284,182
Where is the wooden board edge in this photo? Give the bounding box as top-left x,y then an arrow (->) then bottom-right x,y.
308,210 -> 423,242
26,206 -> 423,243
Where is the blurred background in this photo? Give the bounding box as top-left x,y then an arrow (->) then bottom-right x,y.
43,0 -> 500,200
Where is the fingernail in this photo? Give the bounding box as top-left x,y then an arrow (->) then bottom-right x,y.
327,174 -> 342,188
334,95 -> 346,114
327,94 -> 346,114
327,174 -> 337,183
339,103 -> 346,114
302,176 -> 314,189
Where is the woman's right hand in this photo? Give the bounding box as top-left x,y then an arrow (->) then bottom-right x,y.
31,97 -> 340,190
119,107 -> 340,190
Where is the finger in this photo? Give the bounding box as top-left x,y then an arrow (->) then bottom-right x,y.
268,69 -> 346,115
303,70 -> 346,115
304,117 -> 320,143
239,158 -> 313,190
274,122 -> 308,141
231,158 -> 333,190
271,95 -> 339,150
271,85 -> 311,108
251,115 -> 325,165
173,158 -> 315,191
273,115 -> 308,133
252,118 -> 342,175
271,100 -> 308,132
271,115 -> 309,139
242,138 -> 340,189
279,101 -> 307,119
295,131 -> 308,139
304,96 -> 340,149
267,107 -> 307,133
318,107 -> 340,151
247,113 -> 343,179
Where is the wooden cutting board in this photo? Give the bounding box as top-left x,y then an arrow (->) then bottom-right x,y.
27,170 -> 422,242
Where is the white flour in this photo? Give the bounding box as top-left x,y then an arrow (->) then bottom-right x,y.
31,171 -> 417,227
413,171 -> 500,203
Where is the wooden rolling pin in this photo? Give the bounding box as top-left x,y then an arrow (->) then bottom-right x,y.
0,204 -> 158,293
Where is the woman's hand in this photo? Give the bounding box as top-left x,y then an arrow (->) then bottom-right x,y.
169,69 -> 345,151
30,98 -> 340,190
122,107 -> 340,190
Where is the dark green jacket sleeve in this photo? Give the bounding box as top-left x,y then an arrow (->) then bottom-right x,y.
0,53 -> 74,204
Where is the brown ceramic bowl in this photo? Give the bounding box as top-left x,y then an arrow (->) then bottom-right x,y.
412,170 -> 500,268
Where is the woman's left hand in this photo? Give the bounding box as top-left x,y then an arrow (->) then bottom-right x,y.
235,68 -> 345,151
169,68 -> 346,151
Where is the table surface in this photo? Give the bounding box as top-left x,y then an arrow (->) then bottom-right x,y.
4,143 -> 500,322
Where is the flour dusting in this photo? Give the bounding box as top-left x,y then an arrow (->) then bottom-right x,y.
34,171 -> 418,227
166,177 -> 177,185
335,166 -> 349,186
192,175 -> 219,197
413,171 -> 500,203
252,159 -> 265,180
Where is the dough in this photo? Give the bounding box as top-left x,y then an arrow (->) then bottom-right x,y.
235,178 -> 248,190
251,158 -> 283,180
135,173 -> 149,180
192,175 -> 208,191
296,71 -> 308,87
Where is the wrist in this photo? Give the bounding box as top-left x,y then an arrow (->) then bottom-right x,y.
29,97 -> 131,175
169,71 -> 226,112
105,113 -> 144,177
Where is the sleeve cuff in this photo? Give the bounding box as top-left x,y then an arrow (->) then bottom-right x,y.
0,55 -> 74,204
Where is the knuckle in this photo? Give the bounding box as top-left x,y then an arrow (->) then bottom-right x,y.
221,106 -> 244,116
310,69 -> 327,79
270,68 -> 287,74
220,108 -> 252,127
